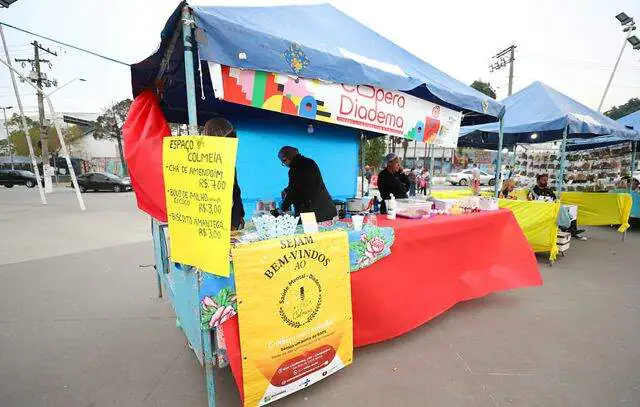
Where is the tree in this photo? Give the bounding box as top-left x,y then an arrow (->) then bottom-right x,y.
604,98 -> 640,120
6,113 -> 83,157
401,138 -> 409,161
93,99 -> 132,176
470,80 -> 497,99
359,136 -> 387,169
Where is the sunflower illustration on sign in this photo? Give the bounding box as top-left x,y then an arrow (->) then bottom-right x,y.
283,42 -> 309,74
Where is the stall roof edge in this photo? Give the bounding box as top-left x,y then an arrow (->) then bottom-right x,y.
130,2 -> 504,126
457,81 -> 639,150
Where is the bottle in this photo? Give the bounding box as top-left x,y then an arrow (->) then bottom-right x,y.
386,194 -> 396,220
372,196 -> 380,213
366,209 -> 377,227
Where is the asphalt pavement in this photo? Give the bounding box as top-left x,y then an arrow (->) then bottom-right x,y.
1,186 -> 639,407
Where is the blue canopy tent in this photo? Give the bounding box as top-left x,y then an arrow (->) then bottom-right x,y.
457,81 -> 638,195
130,1 -> 507,215
131,2 -> 504,127
130,3 -> 507,406
565,110 -> 639,193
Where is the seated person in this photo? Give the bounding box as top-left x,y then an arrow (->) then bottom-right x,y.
528,174 -> 556,201
529,174 -> 585,239
377,153 -> 408,214
616,176 -> 631,190
500,178 -> 517,199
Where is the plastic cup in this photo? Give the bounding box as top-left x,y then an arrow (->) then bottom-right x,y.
352,215 -> 364,231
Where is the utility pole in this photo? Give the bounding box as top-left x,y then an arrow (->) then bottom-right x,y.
1,106 -> 13,169
490,44 -> 517,96
16,41 -> 57,193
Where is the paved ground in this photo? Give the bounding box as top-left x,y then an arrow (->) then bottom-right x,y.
1,186 -> 639,407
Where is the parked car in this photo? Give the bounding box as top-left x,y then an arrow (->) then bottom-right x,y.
77,172 -> 131,192
0,169 -> 40,188
446,169 -> 495,186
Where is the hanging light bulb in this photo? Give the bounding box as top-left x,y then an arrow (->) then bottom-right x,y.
307,124 -> 314,134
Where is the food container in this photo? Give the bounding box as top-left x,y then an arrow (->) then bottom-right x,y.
479,197 -> 499,211
429,198 -> 459,211
395,199 -> 433,219
347,198 -> 366,213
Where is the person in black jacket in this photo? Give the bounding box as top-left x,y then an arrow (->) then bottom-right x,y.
278,146 -> 337,222
377,153 -> 408,214
204,117 -> 245,230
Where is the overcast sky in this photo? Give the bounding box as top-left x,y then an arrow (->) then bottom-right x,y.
1,0 -> 639,139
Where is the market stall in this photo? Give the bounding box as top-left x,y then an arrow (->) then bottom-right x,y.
458,81 -> 638,248
124,3 -> 543,407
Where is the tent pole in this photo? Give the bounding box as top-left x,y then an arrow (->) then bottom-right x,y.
360,132 -> 366,197
631,141 -> 637,190
494,117 -> 504,197
428,144 -> 435,194
181,6 -> 217,407
556,126 -> 568,199
181,5 -> 198,133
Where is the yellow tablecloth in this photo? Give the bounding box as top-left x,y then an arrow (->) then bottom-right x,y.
560,192 -> 633,233
498,199 -> 561,260
430,189 -> 475,199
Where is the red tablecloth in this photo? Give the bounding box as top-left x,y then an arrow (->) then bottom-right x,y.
222,209 -> 541,399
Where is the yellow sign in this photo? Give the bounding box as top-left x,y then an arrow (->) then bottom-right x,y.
232,231 -> 353,406
162,136 -> 238,276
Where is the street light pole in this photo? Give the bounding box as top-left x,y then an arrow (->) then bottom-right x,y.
598,13 -> 636,112
45,77 -> 86,98
1,105 -> 13,169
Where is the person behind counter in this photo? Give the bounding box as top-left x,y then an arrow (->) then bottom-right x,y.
528,173 -> 586,239
203,117 -> 245,230
377,153 -> 408,214
528,174 -> 556,201
500,178 -> 516,199
278,146 -> 337,222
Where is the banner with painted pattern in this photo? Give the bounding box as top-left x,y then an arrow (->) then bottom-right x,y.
210,63 -> 462,148
232,230 -> 353,406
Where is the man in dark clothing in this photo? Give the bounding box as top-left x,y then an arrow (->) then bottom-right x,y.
204,117 -> 245,230
528,174 -> 556,200
278,146 -> 337,222
529,173 -> 585,239
377,153 -> 408,214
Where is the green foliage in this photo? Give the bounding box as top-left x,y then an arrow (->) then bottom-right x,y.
359,136 -> 387,170
92,99 -> 132,140
470,80 -> 497,99
5,112 -> 83,156
93,99 -> 133,175
604,98 -> 640,120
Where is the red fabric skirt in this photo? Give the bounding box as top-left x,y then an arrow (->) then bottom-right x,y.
222,209 -> 542,400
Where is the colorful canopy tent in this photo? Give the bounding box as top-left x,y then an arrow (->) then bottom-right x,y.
566,110 -> 639,152
458,81 -> 638,150
125,4 -> 510,407
128,1 -> 508,216
131,2 -> 504,127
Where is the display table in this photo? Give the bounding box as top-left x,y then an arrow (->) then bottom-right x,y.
560,192 -> 633,232
497,200 -> 561,260
611,190 -> 640,219
222,209 -> 541,399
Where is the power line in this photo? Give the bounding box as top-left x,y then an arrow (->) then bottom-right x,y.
0,21 -> 129,66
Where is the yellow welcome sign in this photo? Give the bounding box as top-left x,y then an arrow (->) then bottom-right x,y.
232,230 -> 353,406
163,136 -> 238,276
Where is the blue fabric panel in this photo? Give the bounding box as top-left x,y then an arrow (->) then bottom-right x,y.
223,109 -> 359,219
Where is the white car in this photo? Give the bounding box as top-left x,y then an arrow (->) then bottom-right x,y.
446,169 -> 496,186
